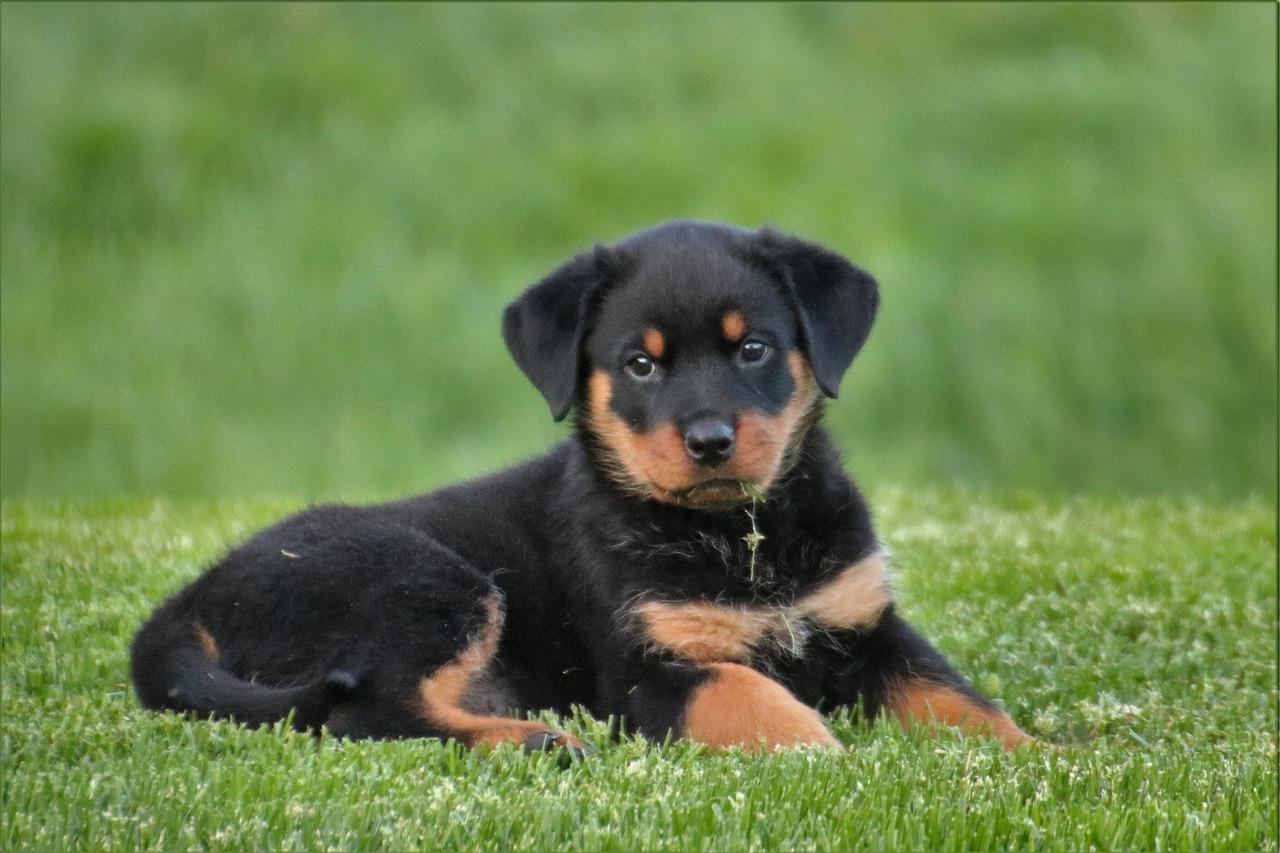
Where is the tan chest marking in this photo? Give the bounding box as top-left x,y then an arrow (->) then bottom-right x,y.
635,552 -> 892,663
635,601 -> 791,663
794,552 -> 892,629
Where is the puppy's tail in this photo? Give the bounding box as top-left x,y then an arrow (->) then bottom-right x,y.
130,595 -> 358,731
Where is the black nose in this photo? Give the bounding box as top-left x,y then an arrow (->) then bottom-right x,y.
683,417 -> 736,466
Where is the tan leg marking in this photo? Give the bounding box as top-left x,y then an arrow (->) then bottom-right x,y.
721,311 -> 747,343
636,601 -> 782,663
795,552 -> 892,630
193,622 -> 219,661
419,597 -> 580,749
683,663 -> 840,752
642,328 -> 666,359
888,679 -> 1033,750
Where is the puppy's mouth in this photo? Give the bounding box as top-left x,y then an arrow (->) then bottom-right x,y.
667,478 -> 754,509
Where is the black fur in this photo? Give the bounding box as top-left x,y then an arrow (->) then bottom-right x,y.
502,244 -> 629,421
749,227 -> 879,398
131,220 -> 1016,748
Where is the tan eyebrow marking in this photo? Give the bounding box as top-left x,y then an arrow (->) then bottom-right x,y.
642,328 -> 666,359
721,311 -> 747,343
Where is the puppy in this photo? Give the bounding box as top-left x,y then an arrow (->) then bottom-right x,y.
131,220 -> 1032,752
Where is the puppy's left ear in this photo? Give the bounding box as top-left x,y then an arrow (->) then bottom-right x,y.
503,245 -> 622,421
753,229 -> 879,398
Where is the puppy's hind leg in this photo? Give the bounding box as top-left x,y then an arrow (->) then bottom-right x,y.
326,590 -> 585,756
821,608 -> 1034,749
416,595 -> 586,754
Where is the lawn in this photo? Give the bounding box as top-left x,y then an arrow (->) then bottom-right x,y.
3,489 -> 1274,849
2,4 -> 1276,850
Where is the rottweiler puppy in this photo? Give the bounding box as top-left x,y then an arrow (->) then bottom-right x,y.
132,220 -> 1032,753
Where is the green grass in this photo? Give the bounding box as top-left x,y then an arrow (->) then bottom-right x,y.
3,490 -> 1274,849
2,3 -> 1276,500
2,6 -> 1276,845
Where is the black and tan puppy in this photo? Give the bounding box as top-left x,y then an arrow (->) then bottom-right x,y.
132,221 -> 1032,752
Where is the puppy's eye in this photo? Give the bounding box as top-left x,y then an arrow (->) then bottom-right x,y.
740,340 -> 770,363
624,354 -> 657,380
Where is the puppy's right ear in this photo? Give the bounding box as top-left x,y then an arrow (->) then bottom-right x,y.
503,246 -> 620,421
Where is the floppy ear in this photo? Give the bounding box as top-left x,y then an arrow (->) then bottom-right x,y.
502,246 -> 619,421
753,229 -> 879,398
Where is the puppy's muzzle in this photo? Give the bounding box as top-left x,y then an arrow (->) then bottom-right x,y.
682,416 -> 736,466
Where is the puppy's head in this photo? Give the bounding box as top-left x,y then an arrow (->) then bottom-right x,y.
504,221 -> 878,508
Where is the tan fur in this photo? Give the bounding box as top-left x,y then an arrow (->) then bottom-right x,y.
419,597 -> 580,748
636,601 -> 787,663
795,552 -> 892,630
642,328 -> 666,359
587,370 -> 700,502
585,352 -> 819,505
631,422 -> 692,500
888,680 -> 1033,750
734,352 -> 821,492
586,370 -> 647,497
683,663 -> 840,751
193,622 -> 219,661
721,311 -> 747,343
635,554 -> 889,664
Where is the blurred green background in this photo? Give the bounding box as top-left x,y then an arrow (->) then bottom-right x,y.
1,2 -> 1275,501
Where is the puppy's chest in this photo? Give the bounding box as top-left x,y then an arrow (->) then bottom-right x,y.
605,511 -> 831,591
629,551 -> 891,665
